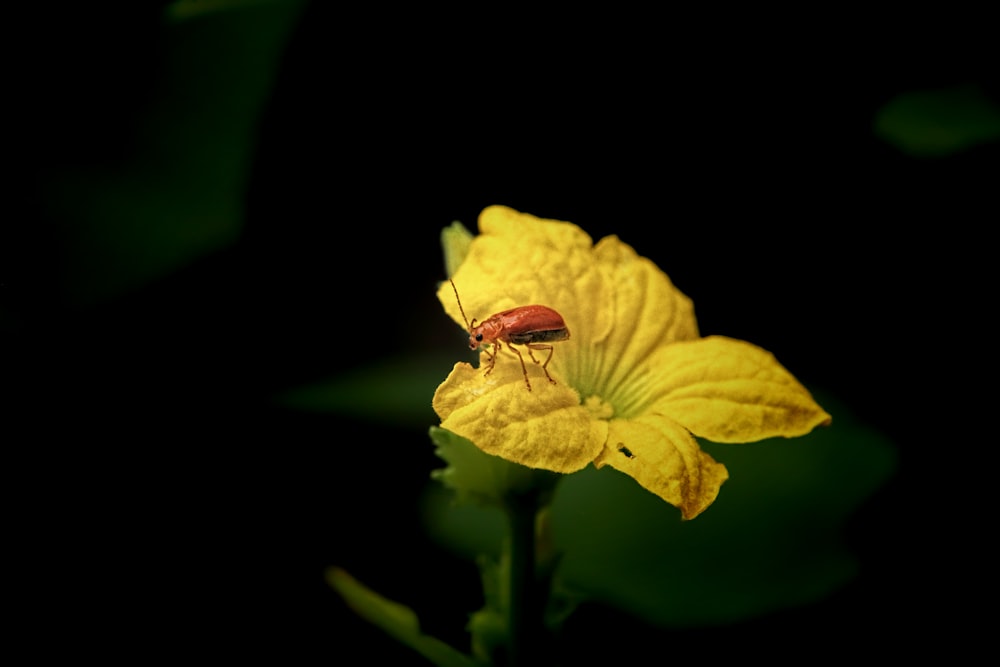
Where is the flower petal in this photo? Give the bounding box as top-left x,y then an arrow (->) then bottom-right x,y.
585,234 -> 699,401
437,207 -> 605,394
640,336 -> 832,442
429,426 -> 562,508
595,414 -> 729,520
437,206 -> 602,334
433,357 -> 607,473
436,206 -> 699,404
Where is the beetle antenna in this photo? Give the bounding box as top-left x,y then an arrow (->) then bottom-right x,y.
449,279 -> 472,332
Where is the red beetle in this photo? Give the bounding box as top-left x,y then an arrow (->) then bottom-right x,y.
449,279 -> 570,391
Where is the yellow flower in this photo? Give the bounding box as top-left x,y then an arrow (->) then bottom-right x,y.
433,206 -> 831,520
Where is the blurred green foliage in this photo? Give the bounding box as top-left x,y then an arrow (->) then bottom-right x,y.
421,389 -> 895,627
283,351 -> 897,628
38,0 -> 306,307
874,83 -> 1000,156
276,356 -> 448,425
327,568 -> 479,667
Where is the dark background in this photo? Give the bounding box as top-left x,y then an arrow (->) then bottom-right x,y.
6,3 -> 995,663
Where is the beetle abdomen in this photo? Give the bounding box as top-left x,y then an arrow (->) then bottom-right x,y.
509,327 -> 571,345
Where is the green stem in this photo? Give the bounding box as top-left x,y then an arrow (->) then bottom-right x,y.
506,491 -> 542,667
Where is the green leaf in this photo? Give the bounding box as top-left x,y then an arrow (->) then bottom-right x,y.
429,426 -> 562,509
467,555 -> 509,664
441,221 -> 475,278
327,568 -> 481,667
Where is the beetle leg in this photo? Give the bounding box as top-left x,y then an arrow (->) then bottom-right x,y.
482,344 -> 497,376
506,342 -> 532,391
527,343 -> 556,384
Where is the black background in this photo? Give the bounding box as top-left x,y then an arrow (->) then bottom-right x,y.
6,4 -> 996,663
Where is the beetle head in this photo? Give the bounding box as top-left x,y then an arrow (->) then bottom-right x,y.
469,318 -> 501,350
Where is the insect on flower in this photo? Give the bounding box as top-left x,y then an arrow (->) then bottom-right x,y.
449,279 -> 570,391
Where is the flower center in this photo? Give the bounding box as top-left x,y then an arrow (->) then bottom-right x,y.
583,395 -> 615,421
